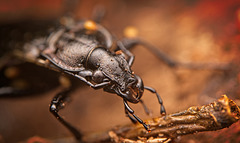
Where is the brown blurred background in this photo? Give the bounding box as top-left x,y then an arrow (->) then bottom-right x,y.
1,0 -> 240,142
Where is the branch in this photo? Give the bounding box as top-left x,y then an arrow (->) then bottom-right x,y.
82,95 -> 240,143
23,95 -> 240,143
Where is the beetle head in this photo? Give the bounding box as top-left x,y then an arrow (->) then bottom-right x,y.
115,74 -> 144,103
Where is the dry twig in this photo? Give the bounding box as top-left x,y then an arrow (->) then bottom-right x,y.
22,95 -> 240,143
82,95 -> 240,143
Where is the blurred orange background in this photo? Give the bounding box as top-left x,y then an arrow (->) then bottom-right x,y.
0,0 -> 240,142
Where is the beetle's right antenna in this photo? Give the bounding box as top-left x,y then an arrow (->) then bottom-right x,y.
144,86 -> 166,115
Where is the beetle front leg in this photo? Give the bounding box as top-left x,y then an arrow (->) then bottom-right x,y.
123,99 -> 150,131
124,105 -> 137,124
65,71 -> 110,89
124,99 -> 151,122
49,89 -> 82,140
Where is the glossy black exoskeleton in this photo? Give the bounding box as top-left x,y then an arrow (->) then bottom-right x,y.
1,8 -> 230,140
19,18 -> 166,140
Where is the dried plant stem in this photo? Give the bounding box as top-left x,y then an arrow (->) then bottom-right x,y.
22,95 -> 240,143
82,95 -> 240,143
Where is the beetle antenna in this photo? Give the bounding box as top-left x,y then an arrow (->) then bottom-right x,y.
144,86 -> 166,115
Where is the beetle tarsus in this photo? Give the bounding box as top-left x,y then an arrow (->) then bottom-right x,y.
123,100 -> 152,130
125,106 -> 138,124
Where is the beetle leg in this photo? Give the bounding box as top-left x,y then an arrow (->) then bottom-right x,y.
49,88 -> 82,140
140,99 -> 152,115
120,38 -> 229,70
44,29 -> 65,54
120,38 -> 177,67
0,87 -> 26,97
123,99 -> 150,131
78,70 -> 93,77
124,99 -> 151,122
65,71 -> 110,89
90,81 -> 110,89
144,86 -> 166,115
117,41 -> 135,66
124,106 -> 138,124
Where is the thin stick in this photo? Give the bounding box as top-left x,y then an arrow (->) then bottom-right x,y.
82,95 -> 240,142
23,95 -> 240,143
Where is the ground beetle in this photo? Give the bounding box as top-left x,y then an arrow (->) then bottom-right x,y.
1,7 -> 229,140
14,14 -> 168,140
